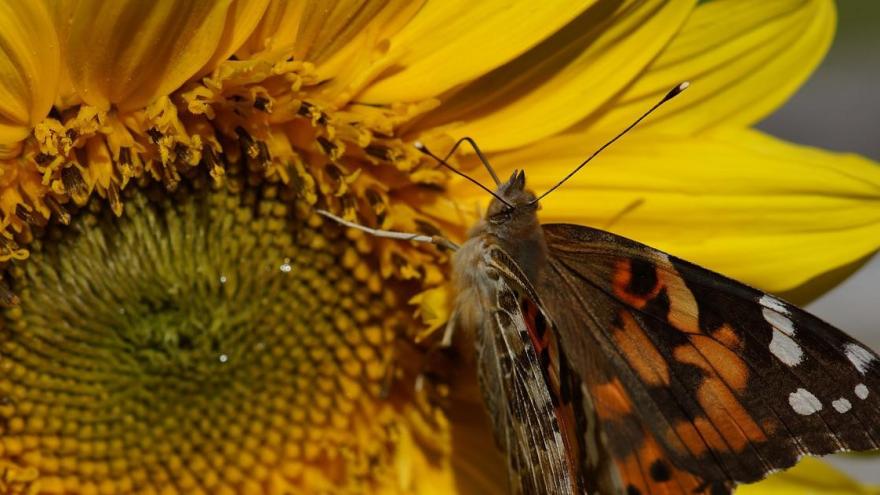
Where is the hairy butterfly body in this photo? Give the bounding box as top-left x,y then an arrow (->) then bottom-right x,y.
319,83 -> 880,494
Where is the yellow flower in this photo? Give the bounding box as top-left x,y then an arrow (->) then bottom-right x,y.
0,1 -> 874,494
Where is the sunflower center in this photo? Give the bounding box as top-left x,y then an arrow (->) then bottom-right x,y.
0,181 -> 403,493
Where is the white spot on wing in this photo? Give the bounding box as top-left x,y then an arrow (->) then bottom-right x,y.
789,388 -> 822,416
832,398 -> 852,413
760,294 -> 789,315
845,343 -> 875,374
762,307 -> 795,336
855,383 -> 870,400
769,329 -> 803,366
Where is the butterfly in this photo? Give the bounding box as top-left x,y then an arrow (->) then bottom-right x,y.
320,83 -> 880,494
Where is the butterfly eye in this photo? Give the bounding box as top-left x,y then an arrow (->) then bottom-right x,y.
489,206 -> 514,224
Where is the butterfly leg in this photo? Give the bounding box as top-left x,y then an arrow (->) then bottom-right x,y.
320,208 -> 463,409
413,342 -> 457,411
316,210 -> 459,251
440,308 -> 458,348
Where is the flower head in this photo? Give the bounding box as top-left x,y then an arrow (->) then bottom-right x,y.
0,0 -> 876,494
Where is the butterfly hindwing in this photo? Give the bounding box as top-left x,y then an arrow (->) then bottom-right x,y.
540,223 -> 880,492
463,244 -> 580,494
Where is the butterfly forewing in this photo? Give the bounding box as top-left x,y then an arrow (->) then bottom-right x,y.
540,223 -> 880,493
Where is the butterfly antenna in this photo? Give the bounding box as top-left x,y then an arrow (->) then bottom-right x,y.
440,137 -> 502,186
531,81 -> 690,204
414,141 -> 513,208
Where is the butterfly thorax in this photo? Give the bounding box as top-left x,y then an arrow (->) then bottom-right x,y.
462,170 -> 548,286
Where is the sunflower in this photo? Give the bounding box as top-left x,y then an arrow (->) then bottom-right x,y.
0,0 -> 876,494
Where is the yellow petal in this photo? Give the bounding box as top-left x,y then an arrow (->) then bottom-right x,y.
236,1 -> 420,67
359,0 -> 596,104
236,0 -> 425,103
66,0 -> 232,111
44,0 -> 80,110
419,0 -> 695,152
739,457 -> 880,495
200,0 -> 270,76
451,127 -> 880,293
587,0 -> 835,133
296,0 -> 415,65
409,285 -> 452,336
236,1 -> 370,60
0,0 -> 60,147
234,0 -> 302,58
311,0 -> 426,101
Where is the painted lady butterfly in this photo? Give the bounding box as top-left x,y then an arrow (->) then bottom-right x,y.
321,83 -> 880,494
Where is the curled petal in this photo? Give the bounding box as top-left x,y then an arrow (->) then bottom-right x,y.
587,0 -> 836,133
0,0 -> 59,149
453,127 -> 880,293
66,0 -> 233,111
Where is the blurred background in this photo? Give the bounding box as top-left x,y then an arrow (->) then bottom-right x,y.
757,0 -> 880,483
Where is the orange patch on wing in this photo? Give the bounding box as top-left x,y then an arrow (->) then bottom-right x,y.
619,427 -> 706,495
592,379 -> 633,420
697,378 -> 767,452
657,265 -> 700,334
618,450 -> 649,495
613,311 -> 670,386
673,344 -> 767,453
521,298 -> 549,351
761,418 -> 780,436
712,323 -> 742,350
694,416 -> 730,453
612,259 -> 661,308
688,335 -> 749,392
665,415 -> 728,457
668,420 -> 708,457
518,299 -> 582,483
666,465 -> 706,495
613,257 -> 701,334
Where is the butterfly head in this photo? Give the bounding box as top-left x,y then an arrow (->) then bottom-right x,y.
480,169 -> 547,283
486,169 -> 540,227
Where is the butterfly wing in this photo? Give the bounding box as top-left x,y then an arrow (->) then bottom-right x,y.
540,223 -> 880,494
459,243 -> 581,494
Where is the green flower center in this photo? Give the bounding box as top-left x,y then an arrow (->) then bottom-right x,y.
0,180 -> 403,493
